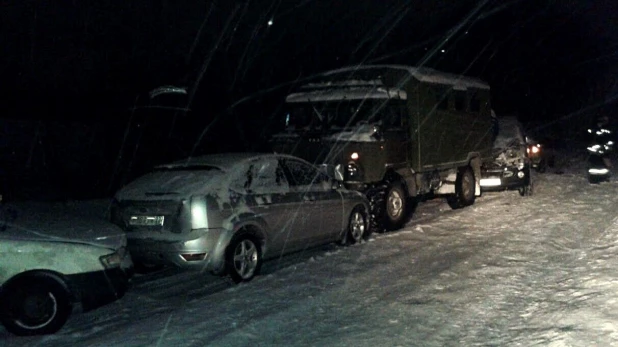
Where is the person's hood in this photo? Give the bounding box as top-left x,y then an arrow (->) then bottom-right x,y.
0,201 -> 126,250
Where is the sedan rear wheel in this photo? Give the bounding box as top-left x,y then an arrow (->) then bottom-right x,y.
226,234 -> 262,284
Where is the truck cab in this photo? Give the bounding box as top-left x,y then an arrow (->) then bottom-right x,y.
271,65 -> 493,230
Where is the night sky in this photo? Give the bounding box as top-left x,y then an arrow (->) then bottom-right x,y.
1,0 -> 617,198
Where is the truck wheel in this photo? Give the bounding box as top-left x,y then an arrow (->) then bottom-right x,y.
383,182 -> 407,230
0,272 -> 73,336
447,166 -> 475,209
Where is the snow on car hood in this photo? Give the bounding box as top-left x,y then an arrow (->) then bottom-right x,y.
115,169 -> 226,201
0,201 -> 126,250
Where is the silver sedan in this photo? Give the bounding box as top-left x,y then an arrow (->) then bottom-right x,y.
110,153 -> 371,283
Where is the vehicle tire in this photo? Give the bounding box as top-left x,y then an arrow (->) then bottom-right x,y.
383,182 -> 407,231
340,206 -> 370,245
0,272 -> 73,336
518,183 -> 533,196
447,166 -> 476,209
535,159 -> 547,173
225,234 -> 262,284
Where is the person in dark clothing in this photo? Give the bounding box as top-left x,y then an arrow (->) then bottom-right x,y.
587,115 -> 614,181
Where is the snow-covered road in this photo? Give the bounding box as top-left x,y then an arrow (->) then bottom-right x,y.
4,156 -> 618,346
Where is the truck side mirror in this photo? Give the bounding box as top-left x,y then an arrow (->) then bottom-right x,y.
371,125 -> 383,140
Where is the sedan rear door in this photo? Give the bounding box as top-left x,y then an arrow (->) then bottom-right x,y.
280,158 -> 345,246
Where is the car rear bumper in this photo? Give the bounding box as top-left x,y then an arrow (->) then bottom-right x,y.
126,229 -> 227,272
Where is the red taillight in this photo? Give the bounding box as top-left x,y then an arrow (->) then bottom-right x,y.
180,253 -> 207,261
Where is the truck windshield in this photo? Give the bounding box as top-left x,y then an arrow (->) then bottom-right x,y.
284,99 -> 405,130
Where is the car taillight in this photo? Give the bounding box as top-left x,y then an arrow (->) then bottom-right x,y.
190,196 -> 209,230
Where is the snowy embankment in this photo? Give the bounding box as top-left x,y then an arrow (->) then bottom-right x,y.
3,150 -> 618,346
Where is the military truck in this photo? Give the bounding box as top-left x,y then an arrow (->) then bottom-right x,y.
270,65 -> 493,230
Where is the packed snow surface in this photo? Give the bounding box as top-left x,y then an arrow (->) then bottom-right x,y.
3,151 -> 618,346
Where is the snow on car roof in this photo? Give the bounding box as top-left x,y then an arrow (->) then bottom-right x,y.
317,65 -> 490,91
116,152 -> 317,201
156,152 -> 310,171
156,152 -> 268,171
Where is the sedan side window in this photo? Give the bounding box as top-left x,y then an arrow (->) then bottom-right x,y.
230,158 -> 289,194
283,159 -> 330,191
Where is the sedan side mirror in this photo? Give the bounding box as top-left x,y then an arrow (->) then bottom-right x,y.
331,179 -> 343,190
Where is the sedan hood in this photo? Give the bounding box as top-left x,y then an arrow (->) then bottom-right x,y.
0,202 -> 126,250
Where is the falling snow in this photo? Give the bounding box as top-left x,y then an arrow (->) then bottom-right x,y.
2,149 -> 618,346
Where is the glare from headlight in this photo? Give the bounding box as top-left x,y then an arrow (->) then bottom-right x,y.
480,178 -> 501,187
589,168 -> 609,175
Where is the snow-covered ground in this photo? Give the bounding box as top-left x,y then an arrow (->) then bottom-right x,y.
3,150 -> 618,346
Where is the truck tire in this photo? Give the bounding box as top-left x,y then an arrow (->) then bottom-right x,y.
447,166 -> 475,209
383,182 -> 408,230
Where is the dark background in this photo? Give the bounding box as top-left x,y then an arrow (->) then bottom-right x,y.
1,0 -> 617,199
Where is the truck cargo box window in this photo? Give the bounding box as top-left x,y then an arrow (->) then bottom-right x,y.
455,91 -> 466,111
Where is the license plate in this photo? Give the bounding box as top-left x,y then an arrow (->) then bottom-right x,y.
129,215 -> 165,226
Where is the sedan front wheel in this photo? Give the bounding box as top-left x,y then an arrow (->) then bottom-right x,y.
341,206 -> 370,245
0,273 -> 72,336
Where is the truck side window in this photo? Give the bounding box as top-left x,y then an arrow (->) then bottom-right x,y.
454,91 -> 466,111
382,105 -> 403,129
282,159 -> 329,190
437,88 -> 449,110
470,94 -> 481,113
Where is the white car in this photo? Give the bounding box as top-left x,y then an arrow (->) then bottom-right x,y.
0,202 -> 133,336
